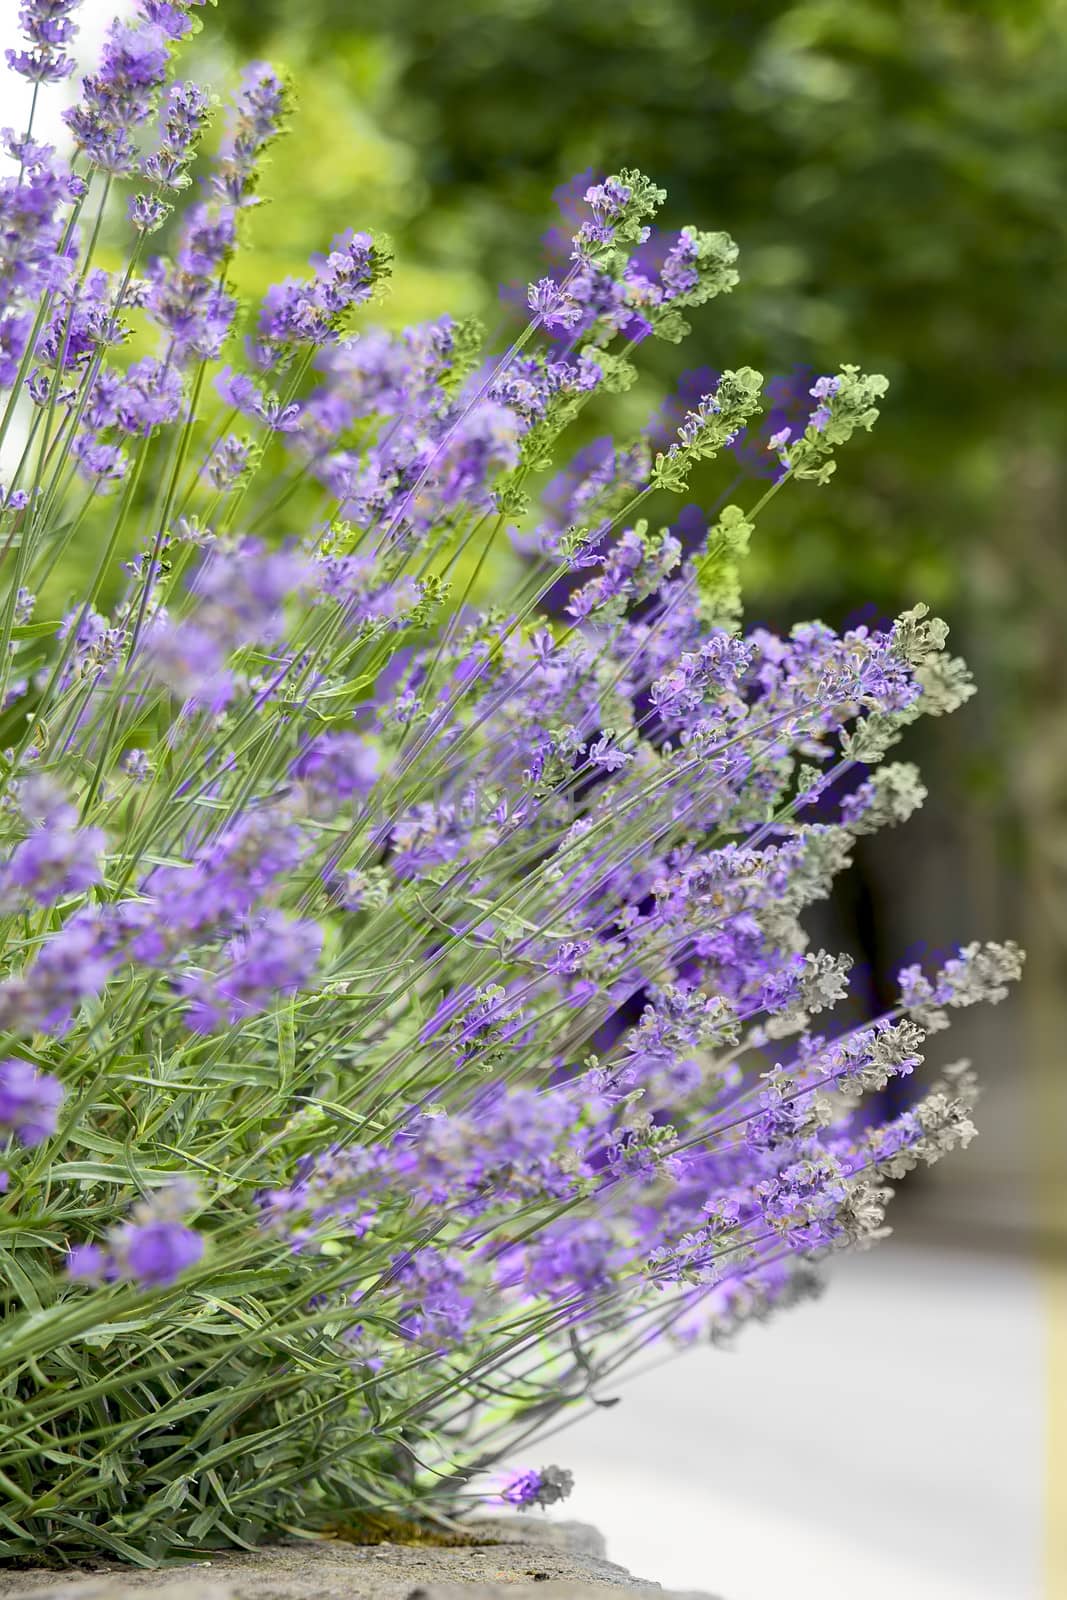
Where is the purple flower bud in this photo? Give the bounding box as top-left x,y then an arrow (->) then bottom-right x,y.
527,276 -> 582,331
0,778 -> 105,912
0,146 -> 81,320
0,1058 -> 64,1147
204,433 -> 255,492
291,731 -> 380,814
136,1 -> 201,43
114,355 -> 185,435
660,230 -> 701,300
128,193 -> 171,234
256,231 -> 387,358
123,1219 -> 204,1286
180,911 -> 324,1031
66,1242 -> 107,1281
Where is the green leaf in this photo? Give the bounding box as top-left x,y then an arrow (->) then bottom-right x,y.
9,622 -> 59,639
47,1163 -> 185,1185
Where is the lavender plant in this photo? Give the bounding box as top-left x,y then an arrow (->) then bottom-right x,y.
0,0 -> 1023,1566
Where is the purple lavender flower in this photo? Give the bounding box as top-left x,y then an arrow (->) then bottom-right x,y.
5,0 -> 80,84
35,269 -> 126,378
430,984 -> 528,1067
0,144 -> 81,316
517,1218 -> 618,1299
0,1058 -> 64,1147
215,369 -> 300,431
660,231 -> 700,299
67,1181 -> 205,1288
140,615 -> 230,704
211,62 -> 290,209
121,747 -> 153,783
143,539 -> 310,702
570,170 -> 666,271
70,433 -> 129,484
136,1 -> 206,43
256,231 -> 388,360
0,482 -> 31,513
0,312 -> 32,389
66,1242 -> 107,1281
573,177 -> 630,257
141,80 -> 212,188
114,355 -> 185,435
127,807 -> 308,962
431,400 -> 521,516
123,1220 -> 204,1286
141,158 -> 239,358
527,276 -> 582,331
391,1247 -> 474,1345
204,433 -> 256,491
192,537 -> 311,631
64,18 -> 172,174
180,911 -> 324,1031
499,1465 -> 574,1511
901,942 -> 1024,1014
0,789 -> 105,910
806,375 -> 842,433
292,731 -> 380,815
128,193 -> 171,234
145,255 -> 236,361
177,204 -> 237,276
0,908 -> 120,1036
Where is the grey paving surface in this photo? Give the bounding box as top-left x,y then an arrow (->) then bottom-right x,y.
528,1238 -> 1045,1600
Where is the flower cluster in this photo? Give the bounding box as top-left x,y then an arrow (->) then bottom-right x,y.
0,2 -> 1022,1567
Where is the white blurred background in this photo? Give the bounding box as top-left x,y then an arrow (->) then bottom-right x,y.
527,1235 -> 1045,1599
0,5 -> 1053,1595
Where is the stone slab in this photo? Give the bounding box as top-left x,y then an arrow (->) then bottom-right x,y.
0,1522 -> 721,1600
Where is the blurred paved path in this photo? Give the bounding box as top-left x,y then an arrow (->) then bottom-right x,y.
525,1239 -> 1044,1599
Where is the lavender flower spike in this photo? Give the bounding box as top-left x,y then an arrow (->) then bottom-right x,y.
6,1 -> 81,84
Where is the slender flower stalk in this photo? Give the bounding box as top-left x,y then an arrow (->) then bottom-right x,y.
0,3 -> 1023,1567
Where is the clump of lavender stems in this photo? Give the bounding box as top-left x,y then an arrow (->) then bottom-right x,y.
0,0 -> 1022,1565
